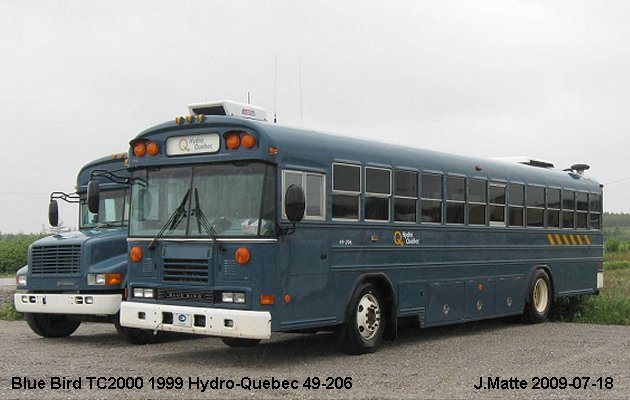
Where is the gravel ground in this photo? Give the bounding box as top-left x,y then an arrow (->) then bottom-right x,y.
1,317 -> 628,400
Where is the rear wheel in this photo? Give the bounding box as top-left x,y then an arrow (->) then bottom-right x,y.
25,313 -> 81,338
221,337 -> 261,347
524,269 -> 552,323
340,282 -> 384,354
113,314 -> 157,344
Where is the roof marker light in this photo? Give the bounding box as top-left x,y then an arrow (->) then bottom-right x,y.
241,134 -> 256,149
175,116 -> 184,125
133,142 -> 147,157
147,141 -> 159,156
186,115 -> 194,124
196,114 -> 205,123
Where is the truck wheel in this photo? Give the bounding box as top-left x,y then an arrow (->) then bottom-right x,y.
524,269 -> 552,324
25,313 -> 81,338
113,314 -> 157,344
221,337 -> 261,347
340,282 -> 384,354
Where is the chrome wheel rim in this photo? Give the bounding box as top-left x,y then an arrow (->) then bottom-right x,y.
356,292 -> 381,340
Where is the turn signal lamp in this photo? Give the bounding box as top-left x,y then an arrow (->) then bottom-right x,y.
105,273 -> 122,286
259,294 -> 275,305
133,142 -> 147,157
130,246 -> 143,262
226,133 -> 241,150
146,141 -> 160,156
241,134 -> 256,149
235,247 -> 251,265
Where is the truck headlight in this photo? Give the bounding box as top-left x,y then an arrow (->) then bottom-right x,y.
16,275 -> 27,287
133,288 -> 155,298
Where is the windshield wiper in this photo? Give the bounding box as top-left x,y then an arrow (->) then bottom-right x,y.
148,189 -> 191,250
191,188 -> 224,250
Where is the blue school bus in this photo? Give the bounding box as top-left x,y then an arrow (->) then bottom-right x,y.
15,153 -> 153,342
101,101 -> 603,354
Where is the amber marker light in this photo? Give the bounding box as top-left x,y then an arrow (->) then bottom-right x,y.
175,116 -> 184,125
133,142 -> 147,157
196,114 -> 205,123
186,115 -> 194,124
226,133 -> 241,150
147,141 -> 159,156
284,294 -> 291,304
241,134 -> 256,149
235,247 -> 251,265
268,146 -> 278,156
260,294 -> 275,305
130,246 -> 143,262
105,273 -> 122,286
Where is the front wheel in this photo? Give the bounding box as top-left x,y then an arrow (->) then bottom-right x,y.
25,313 -> 81,338
524,269 -> 552,324
113,314 -> 157,344
340,282 -> 384,354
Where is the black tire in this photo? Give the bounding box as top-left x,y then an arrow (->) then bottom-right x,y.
113,314 -> 157,345
524,269 -> 552,324
221,337 -> 261,348
25,313 -> 81,338
340,282 -> 385,355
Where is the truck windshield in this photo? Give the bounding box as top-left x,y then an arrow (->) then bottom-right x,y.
129,162 -> 276,238
80,188 -> 129,229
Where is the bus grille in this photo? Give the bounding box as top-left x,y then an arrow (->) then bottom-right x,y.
163,258 -> 209,283
30,245 -> 81,275
156,287 -> 215,303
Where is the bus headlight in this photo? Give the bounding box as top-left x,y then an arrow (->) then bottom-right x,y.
133,288 -> 155,298
221,292 -> 245,304
16,275 -> 27,287
88,273 -> 122,286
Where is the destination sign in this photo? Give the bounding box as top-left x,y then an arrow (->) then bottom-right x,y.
166,133 -> 220,156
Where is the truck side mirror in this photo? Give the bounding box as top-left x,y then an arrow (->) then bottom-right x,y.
87,180 -> 100,214
48,200 -> 59,227
284,184 -> 305,223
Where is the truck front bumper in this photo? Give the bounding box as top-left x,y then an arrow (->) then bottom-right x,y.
14,293 -> 122,315
120,301 -> 271,339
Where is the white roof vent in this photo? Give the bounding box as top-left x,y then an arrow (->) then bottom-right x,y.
188,100 -> 267,122
492,156 -> 555,169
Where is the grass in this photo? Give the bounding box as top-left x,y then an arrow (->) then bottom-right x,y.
0,298 -> 23,321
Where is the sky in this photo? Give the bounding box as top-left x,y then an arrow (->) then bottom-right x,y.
1,0 -> 629,233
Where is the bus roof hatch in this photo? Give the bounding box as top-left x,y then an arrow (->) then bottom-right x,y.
492,156 -> 555,169
188,100 -> 267,122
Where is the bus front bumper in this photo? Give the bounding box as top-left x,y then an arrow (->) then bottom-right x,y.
120,301 -> 272,339
14,293 -> 122,315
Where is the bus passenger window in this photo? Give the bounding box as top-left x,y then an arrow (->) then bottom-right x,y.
562,190 -> 575,229
421,173 -> 442,223
589,193 -> 601,230
527,186 -> 545,227
446,176 -> 465,224
547,188 -> 561,228
365,167 -> 391,221
576,192 -> 588,229
489,183 -> 506,226
394,170 -> 418,223
508,183 -> 525,227
468,179 -> 487,225
282,170 -> 325,220
332,164 -> 360,220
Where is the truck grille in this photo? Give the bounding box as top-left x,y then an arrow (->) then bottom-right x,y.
156,287 -> 215,303
30,245 -> 81,275
163,258 -> 209,283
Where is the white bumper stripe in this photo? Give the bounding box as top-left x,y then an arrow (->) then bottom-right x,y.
120,301 -> 271,339
14,293 -> 121,315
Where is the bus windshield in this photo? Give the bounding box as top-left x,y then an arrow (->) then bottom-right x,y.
129,162 -> 276,238
80,188 -> 129,229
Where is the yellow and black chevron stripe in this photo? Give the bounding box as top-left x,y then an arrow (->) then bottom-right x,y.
547,233 -> 592,246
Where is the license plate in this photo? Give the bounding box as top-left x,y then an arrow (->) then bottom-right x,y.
173,313 -> 192,327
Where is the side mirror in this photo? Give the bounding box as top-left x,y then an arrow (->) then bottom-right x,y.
284,184 -> 305,223
87,180 -> 100,214
48,200 -> 59,227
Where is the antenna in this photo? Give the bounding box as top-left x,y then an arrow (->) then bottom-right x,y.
299,55 -> 303,126
274,54 -> 278,123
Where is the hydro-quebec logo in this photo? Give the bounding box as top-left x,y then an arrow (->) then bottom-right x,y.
178,314 -> 187,323
393,231 -> 420,246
